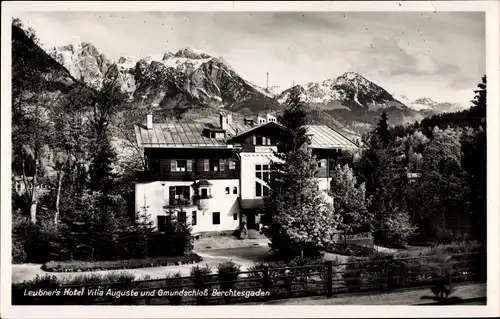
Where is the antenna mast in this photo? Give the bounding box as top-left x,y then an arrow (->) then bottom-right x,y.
266,72 -> 269,90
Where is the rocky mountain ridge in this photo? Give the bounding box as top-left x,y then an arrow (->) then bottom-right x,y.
46,42 -> 468,128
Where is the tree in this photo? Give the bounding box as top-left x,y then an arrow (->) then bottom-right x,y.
412,127 -> 470,243
150,207 -> 193,257
330,164 -> 373,233
470,75 -> 486,118
372,111 -> 391,148
263,87 -> 340,259
354,114 -> 415,244
87,71 -> 125,194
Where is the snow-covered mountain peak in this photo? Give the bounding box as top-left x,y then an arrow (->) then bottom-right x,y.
414,97 -> 438,106
48,42 -> 110,89
174,47 -> 212,59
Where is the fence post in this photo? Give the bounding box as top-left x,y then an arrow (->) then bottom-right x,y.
386,256 -> 394,291
123,278 -> 134,305
195,272 -> 206,305
263,266 -> 270,301
326,261 -> 333,297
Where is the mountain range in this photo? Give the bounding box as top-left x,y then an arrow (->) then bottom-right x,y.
38,39 -> 469,134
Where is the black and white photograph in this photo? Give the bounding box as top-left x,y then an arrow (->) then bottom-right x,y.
1,1 -> 499,318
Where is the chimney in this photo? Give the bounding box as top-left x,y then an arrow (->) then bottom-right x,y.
147,113 -> 153,130
219,112 -> 227,130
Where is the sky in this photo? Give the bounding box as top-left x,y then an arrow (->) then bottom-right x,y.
16,11 -> 485,105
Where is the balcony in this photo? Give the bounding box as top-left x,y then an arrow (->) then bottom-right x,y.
162,198 -> 194,210
193,195 -> 213,210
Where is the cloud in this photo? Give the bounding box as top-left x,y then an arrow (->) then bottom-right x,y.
354,37 -> 460,77
14,11 -> 485,105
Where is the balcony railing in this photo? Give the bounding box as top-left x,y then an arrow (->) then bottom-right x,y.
163,198 -> 193,210
193,195 -> 213,210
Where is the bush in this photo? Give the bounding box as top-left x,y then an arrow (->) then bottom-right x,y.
217,261 -> 241,290
190,264 -> 213,305
12,220 -> 61,263
42,253 -> 202,272
164,272 -> 184,305
327,244 -> 375,257
148,224 -> 193,257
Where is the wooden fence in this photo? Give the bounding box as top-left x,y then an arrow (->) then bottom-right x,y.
12,252 -> 486,305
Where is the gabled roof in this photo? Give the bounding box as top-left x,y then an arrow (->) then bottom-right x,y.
134,121 -> 252,148
306,125 -> 358,150
227,122 -> 358,150
135,120 -> 358,150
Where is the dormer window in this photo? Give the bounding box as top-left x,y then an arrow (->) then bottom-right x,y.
204,128 -> 226,139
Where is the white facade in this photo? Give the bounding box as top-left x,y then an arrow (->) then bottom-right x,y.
240,152 -> 277,201
135,179 -> 240,233
317,177 -> 332,192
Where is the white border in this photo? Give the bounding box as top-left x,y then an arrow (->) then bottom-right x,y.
1,1 -> 499,318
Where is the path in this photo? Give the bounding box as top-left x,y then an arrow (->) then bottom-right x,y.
12,237 -> 273,283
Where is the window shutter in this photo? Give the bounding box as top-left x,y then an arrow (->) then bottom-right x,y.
203,159 -> 209,171
170,160 -> 177,172
252,135 -> 257,145
187,160 -> 193,172
219,159 -> 225,171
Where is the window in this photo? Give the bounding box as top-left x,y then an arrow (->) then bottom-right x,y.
228,160 -> 236,170
169,160 -> 192,172
233,213 -> 238,221
212,212 -> 220,225
201,188 -> 209,198
205,159 -> 225,172
255,164 -> 271,197
255,165 -> 270,181
209,159 -> 219,171
233,187 -> 238,194
254,136 -> 268,146
178,211 -> 187,224
318,159 -> 326,168
157,216 -> 167,232
176,160 -> 187,172
169,186 -> 190,201
225,187 -> 230,194
192,211 -> 197,226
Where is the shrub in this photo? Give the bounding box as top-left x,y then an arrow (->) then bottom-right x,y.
42,253 -> 202,272
217,261 -> 241,290
164,272 -> 184,305
327,244 -> 375,257
190,264 -> 213,304
343,256 -> 365,292
12,219 -> 61,263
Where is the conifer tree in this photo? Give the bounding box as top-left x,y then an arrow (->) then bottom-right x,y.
263,87 -> 340,259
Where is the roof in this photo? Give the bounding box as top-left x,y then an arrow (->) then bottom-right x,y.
135,121 -> 358,150
191,179 -> 213,188
305,125 -> 358,150
135,121 -> 252,148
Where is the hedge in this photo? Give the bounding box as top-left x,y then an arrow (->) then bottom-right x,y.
326,244 -> 375,257
41,253 -> 202,272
